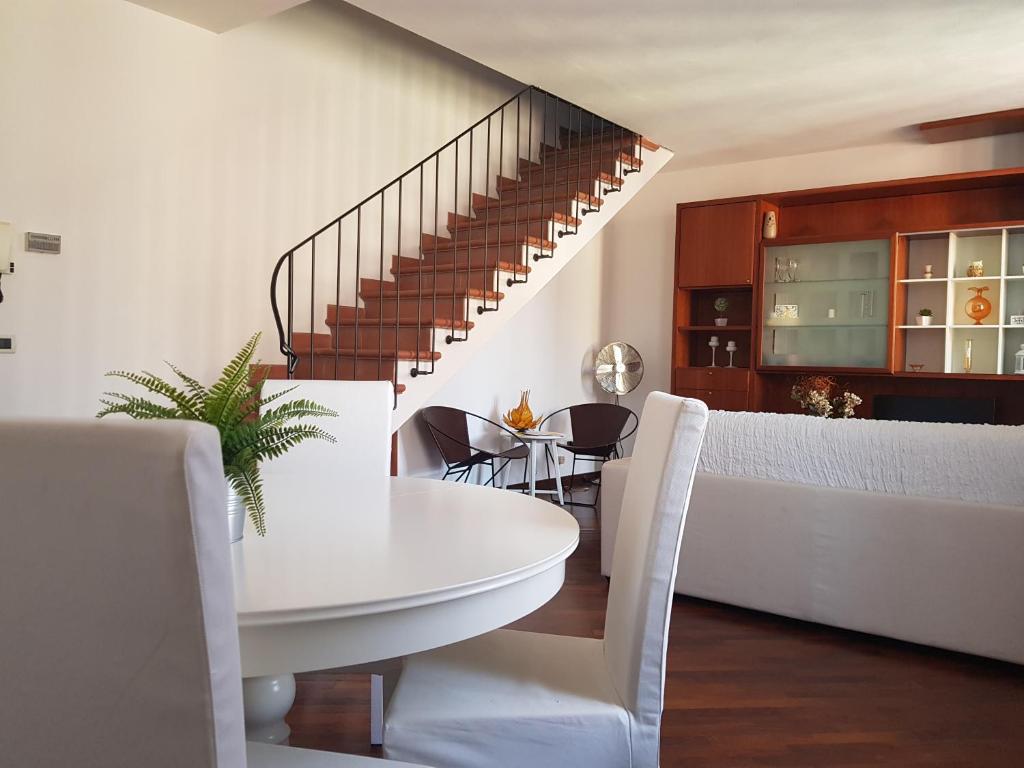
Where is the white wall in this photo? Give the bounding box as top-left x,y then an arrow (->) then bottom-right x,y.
399,131 -> 1024,476
0,0 -> 516,417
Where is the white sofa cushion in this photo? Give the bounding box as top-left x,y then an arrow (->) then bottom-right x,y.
698,410 -> 1023,507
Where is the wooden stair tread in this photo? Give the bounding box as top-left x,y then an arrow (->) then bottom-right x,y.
520,151 -> 642,172
323,312 -> 475,331
503,169 -> 624,186
302,347 -> 441,361
391,260 -> 531,275
362,286 -> 504,301
447,212 -> 581,229
476,190 -> 603,209
543,135 -> 660,153
422,234 -> 556,252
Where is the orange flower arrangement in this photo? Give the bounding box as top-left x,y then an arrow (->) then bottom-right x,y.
502,390 -> 542,431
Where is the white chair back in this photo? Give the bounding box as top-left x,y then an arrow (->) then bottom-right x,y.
602,393 -> 709,766
0,420 -> 245,768
259,380 -> 393,479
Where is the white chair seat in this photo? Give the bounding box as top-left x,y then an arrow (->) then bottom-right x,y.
383,629 -> 631,767
247,742 -> 427,767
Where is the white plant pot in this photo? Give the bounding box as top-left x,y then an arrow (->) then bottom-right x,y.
227,482 -> 245,543
916,316 -> 932,326
714,317 -> 728,326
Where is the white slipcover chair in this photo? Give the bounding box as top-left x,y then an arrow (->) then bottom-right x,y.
258,380 -> 396,745
0,419 -> 422,768
382,392 -> 709,767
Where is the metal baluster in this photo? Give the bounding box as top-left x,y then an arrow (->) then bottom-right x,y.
497,107 -> 505,286
584,108 -> 597,216
412,166 -> 424,376
395,178 -> 402,393
483,114 -> 500,306
514,96 -> 522,275
573,105 -> 582,234
604,122 -> 620,194
624,129 -> 641,176
559,98 -> 572,238
534,91 -> 552,263
466,129 -> 474,323
378,191 -> 385,382
287,251 -> 295,377
523,89 -> 533,279
447,142 -> 461,343
354,207 -> 361,382
334,221 -> 342,380
309,237 -> 316,379
432,154 -> 440,352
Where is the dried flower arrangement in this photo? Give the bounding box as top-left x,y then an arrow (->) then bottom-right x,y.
791,375 -> 862,419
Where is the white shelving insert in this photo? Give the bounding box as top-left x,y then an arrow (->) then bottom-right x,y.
901,226 -> 1024,375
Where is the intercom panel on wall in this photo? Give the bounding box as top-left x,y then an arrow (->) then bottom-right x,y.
0,221 -> 13,274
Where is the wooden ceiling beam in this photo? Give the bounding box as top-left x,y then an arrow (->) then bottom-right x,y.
918,107 -> 1024,144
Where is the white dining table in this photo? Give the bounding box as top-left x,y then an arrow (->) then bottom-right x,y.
232,473 -> 580,744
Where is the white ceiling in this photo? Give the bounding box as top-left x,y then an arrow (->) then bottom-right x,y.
127,0 -> 308,32
345,0 -> 1024,168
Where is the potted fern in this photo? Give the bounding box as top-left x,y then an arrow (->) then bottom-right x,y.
97,332 -> 338,540
917,308 -> 933,326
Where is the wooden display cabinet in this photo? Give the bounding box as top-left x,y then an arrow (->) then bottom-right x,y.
670,167 -> 1024,423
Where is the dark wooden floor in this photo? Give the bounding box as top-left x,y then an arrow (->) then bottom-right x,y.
288,485 -> 1024,766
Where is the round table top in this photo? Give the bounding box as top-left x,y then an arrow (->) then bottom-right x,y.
511,430 -> 565,442
232,475 -> 580,628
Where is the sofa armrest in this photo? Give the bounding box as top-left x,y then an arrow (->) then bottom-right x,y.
600,457 -> 631,578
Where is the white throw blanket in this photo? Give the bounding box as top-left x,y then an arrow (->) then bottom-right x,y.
697,411 -> 1024,508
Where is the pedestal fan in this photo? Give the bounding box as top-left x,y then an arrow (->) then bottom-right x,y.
594,342 -> 644,403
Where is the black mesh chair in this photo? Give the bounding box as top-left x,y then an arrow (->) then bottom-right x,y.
540,403 -> 638,507
420,406 -> 530,487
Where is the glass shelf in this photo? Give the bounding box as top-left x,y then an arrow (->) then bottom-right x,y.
764,277 -> 889,288
764,322 -> 887,328
762,239 -> 890,369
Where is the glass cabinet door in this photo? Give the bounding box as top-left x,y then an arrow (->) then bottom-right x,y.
761,239 -> 891,368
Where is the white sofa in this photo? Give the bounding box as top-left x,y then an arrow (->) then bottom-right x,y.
601,410 -> 1024,665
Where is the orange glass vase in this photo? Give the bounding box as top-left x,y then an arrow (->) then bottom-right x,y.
965,286 -> 992,325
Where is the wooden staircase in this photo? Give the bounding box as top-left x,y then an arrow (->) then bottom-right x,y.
265,87 -> 665,419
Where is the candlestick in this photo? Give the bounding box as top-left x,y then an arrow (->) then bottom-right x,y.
725,340 -> 738,368
708,335 -> 719,368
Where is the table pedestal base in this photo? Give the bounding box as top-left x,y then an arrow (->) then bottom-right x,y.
243,673 -> 296,744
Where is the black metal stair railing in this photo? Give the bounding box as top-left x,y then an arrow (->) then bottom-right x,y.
269,85 -> 648,396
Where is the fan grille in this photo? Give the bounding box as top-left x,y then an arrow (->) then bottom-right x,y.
595,342 -> 643,395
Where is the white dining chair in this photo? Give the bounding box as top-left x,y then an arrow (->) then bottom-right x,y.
0,418 -> 425,768
381,392 -> 709,767
259,379 -> 397,746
